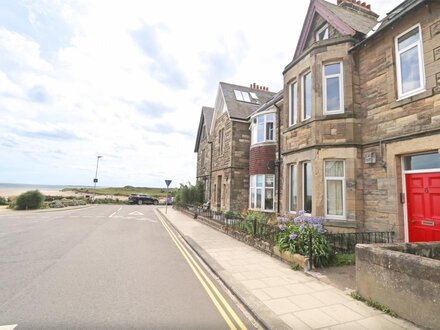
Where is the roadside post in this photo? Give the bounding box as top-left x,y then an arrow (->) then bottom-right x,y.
165,179 -> 172,214
93,155 -> 103,202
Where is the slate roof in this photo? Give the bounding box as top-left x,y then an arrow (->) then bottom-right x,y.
293,0 -> 379,59
318,0 -> 378,35
219,82 -> 276,120
350,0 -> 427,51
194,106 -> 214,153
250,90 -> 284,118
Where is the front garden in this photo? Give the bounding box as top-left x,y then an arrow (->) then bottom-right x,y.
174,202 -> 394,269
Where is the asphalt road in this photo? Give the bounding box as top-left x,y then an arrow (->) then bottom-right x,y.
0,205 -> 254,329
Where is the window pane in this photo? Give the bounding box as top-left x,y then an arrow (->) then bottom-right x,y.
243,92 -> 251,102
290,165 -> 297,211
265,113 -> 274,122
250,188 -> 255,208
234,90 -> 243,101
265,175 -> 274,187
400,46 -> 421,94
251,124 -> 257,144
398,27 -> 419,51
326,77 -> 340,111
404,153 -> 440,170
257,119 -> 264,142
256,175 -> 263,187
325,161 -> 344,177
266,122 -> 274,140
325,63 -> 340,76
256,189 -> 262,208
265,188 -> 273,210
303,163 -> 312,213
290,82 -> 297,124
303,72 -> 312,119
327,180 -> 343,216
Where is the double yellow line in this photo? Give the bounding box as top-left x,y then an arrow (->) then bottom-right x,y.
155,210 -> 247,330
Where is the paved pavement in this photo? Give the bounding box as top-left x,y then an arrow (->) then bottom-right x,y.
159,207 -> 420,330
0,205 -> 254,329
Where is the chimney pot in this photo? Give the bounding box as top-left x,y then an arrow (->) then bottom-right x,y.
366,3 -> 370,9
337,0 -> 342,4
356,1 -> 361,5
361,2 -> 366,7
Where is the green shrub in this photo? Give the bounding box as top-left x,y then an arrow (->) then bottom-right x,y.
331,253 -> 356,266
15,190 -> 45,210
174,181 -> 204,205
0,196 -> 8,205
276,211 -> 332,268
48,200 -> 64,208
225,210 -> 242,220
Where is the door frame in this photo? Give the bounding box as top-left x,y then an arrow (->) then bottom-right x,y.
401,153 -> 440,242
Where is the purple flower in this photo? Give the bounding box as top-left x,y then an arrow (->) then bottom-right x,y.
289,233 -> 297,240
278,224 -> 286,231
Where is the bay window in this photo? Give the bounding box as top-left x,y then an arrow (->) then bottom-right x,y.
303,162 -> 312,213
395,25 -> 425,98
325,160 -> 345,218
289,82 -> 297,126
289,164 -> 297,212
323,62 -> 343,114
251,113 -> 275,145
249,174 -> 274,211
302,72 -> 311,120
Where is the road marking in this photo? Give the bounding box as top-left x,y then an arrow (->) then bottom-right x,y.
128,211 -> 144,216
109,212 -> 117,218
0,325 -> 17,330
117,206 -> 122,212
155,210 -> 247,330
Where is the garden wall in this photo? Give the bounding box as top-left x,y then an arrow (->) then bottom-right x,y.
356,242 -> 440,329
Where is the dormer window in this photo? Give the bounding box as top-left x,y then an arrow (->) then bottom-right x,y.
316,24 -> 329,41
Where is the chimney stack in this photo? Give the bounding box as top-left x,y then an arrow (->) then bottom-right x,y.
249,83 -> 270,92
337,0 -> 378,19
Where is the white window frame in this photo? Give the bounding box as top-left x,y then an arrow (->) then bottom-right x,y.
395,24 -> 425,100
316,24 -> 329,41
302,71 -> 312,121
302,162 -> 312,214
324,160 -> 346,220
251,113 -> 275,145
289,164 -> 297,212
249,174 -> 275,212
234,90 -> 251,102
289,81 -> 297,126
323,62 -> 344,114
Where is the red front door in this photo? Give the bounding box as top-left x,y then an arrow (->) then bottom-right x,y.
406,173 -> 440,242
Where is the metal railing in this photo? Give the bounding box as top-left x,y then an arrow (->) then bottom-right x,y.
174,203 -> 395,255
325,231 -> 394,253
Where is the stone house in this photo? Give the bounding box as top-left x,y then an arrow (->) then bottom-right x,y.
281,0 -> 440,242
194,106 -> 214,202
194,82 -> 276,211
248,91 -> 284,214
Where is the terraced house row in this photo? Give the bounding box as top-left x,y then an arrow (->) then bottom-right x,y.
194,0 -> 440,243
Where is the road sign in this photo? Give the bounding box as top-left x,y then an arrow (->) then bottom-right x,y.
165,180 -> 172,187
93,178 -> 98,183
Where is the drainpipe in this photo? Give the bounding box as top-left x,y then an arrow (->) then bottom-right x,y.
208,140 -> 213,202
274,103 -> 282,214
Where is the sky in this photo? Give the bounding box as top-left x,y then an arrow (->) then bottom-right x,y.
0,0 -> 401,188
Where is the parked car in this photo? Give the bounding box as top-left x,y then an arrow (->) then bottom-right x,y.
128,194 -> 159,205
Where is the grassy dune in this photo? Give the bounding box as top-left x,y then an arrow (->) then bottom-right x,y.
62,186 -> 175,198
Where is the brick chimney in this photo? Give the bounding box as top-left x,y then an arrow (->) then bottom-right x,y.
249,83 -> 270,92
337,0 -> 379,19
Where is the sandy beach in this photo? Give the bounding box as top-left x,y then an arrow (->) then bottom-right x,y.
0,188 -> 78,198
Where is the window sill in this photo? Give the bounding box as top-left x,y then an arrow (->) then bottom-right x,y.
391,89 -> 432,108
248,208 -> 275,213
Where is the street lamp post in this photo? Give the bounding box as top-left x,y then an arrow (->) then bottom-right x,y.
93,155 -> 103,202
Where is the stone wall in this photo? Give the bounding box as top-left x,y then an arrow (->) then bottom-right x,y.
356,243 -> 440,329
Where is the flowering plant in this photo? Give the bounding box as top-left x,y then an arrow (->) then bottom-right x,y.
276,211 -> 332,267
